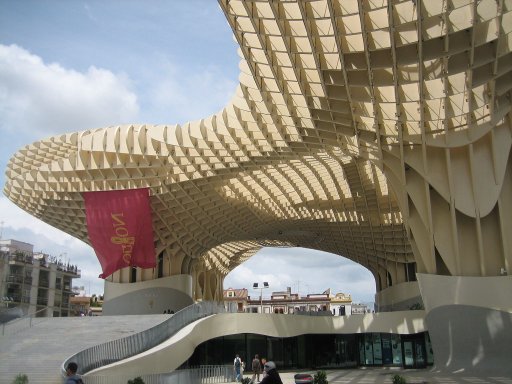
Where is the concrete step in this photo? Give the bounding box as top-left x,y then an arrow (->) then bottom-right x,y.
0,314 -> 169,384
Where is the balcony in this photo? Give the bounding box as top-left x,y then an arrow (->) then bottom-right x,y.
63,266 -> 81,277
37,297 -> 48,306
39,279 -> 49,288
7,274 -> 23,284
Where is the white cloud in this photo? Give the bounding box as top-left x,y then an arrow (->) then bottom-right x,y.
0,44 -> 139,139
139,56 -> 238,125
0,196 -> 70,245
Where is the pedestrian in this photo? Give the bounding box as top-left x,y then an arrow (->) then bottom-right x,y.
251,354 -> 262,383
65,362 -> 84,383
234,354 -> 242,382
260,357 -> 267,379
259,361 -> 282,384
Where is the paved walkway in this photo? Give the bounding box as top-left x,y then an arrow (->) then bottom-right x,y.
277,369 -> 512,384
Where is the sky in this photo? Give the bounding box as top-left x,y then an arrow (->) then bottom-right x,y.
0,1 -> 376,304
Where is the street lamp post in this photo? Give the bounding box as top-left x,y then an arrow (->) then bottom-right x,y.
253,282 -> 269,313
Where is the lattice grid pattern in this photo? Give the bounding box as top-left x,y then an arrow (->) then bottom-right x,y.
4,0 -> 512,300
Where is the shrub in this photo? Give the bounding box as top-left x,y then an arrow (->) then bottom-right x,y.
12,374 -> 28,384
127,377 -> 145,384
313,370 -> 328,384
391,374 -> 406,384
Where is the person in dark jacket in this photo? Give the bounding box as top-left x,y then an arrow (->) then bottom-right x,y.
259,361 -> 282,384
251,354 -> 262,383
65,362 -> 83,383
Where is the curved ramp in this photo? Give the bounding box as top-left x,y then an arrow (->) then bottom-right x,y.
86,311 -> 426,382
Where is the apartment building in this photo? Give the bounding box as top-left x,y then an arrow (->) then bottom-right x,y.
226,287 -> 358,315
0,239 -> 81,318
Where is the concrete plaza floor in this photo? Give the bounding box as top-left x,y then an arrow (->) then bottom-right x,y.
273,368 -> 512,384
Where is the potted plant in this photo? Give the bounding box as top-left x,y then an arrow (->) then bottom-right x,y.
12,374 -> 28,384
313,370 -> 328,384
391,374 -> 406,384
127,377 -> 145,384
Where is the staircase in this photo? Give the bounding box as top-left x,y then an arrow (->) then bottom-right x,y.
0,315 -> 168,384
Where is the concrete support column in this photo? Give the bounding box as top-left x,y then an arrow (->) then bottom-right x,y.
103,274 -> 193,315
417,273 -> 512,375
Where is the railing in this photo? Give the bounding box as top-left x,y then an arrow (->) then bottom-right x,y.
61,301 -> 231,377
293,310 -> 334,317
37,297 -> 48,306
6,274 -> 24,284
1,307 -> 50,335
83,364 -> 234,384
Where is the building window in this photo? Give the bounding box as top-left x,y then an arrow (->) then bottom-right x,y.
131,267 -> 137,283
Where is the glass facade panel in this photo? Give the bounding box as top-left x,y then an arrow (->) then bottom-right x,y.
185,332 -> 431,371
415,340 -> 425,366
267,337 -> 284,367
391,334 -> 402,365
246,334 -> 267,369
372,333 -> 382,365
403,341 -> 414,366
225,334 -> 247,366
358,338 -> 365,364
381,334 -> 393,365
282,336 -> 297,368
364,336 -> 373,365
335,334 -> 357,367
425,333 -> 434,365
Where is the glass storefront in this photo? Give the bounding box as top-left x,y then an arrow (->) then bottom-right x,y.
185,331 -> 431,370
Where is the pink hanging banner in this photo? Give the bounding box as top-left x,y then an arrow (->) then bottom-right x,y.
83,188 -> 156,278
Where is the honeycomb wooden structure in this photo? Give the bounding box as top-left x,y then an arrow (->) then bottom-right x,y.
4,0 -> 512,302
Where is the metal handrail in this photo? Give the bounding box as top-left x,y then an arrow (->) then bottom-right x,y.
82,364 -> 234,384
61,301 -> 231,377
1,306 -> 50,335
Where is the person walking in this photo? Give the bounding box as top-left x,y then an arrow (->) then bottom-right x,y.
234,354 -> 242,382
260,357 -> 267,379
251,354 -> 262,383
65,362 -> 84,384
259,361 -> 282,384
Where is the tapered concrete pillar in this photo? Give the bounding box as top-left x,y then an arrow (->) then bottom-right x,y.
417,274 -> 512,375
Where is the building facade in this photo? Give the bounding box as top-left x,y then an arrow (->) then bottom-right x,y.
0,239 -> 80,318
187,330 -> 433,370
3,0 -> 512,374
223,287 -> 248,312
227,286 -> 360,316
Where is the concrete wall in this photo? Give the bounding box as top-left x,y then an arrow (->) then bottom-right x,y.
426,305 -> 512,375
375,281 -> 422,312
87,310 -> 426,381
103,275 -> 193,315
417,274 -> 512,375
